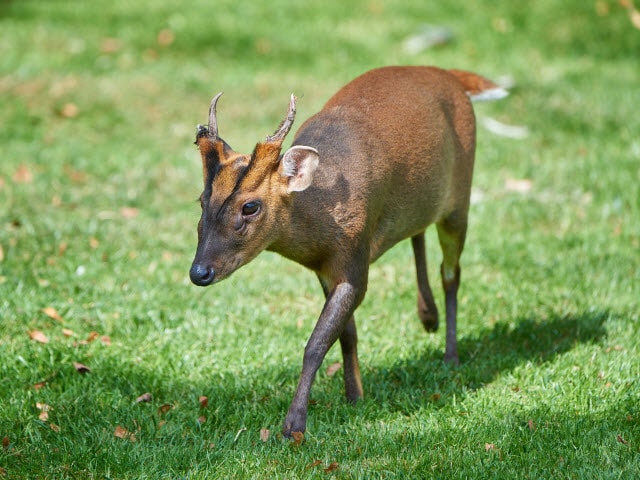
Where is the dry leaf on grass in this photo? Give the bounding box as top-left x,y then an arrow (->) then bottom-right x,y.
60,103 -> 79,118
617,434 -> 629,445
325,362 -> 342,377
101,38 -> 122,54
2,436 -> 9,450
120,207 -> 139,219
197,416 -> 207,425
86,331 -> 99,343
199,396 -> 208,408
29,330 -> 49,344
36,402 -> 52,421
49,423 -> 60,433
42,307 -> 63,322
136,392 -> 153,403
306,460 -> 322,470
114,426 -> 136,442
324,462 -> 339,473
260,428 -> 270,442
33,381 -> 47,391
157,404 -> 173,416
13,165 -> 33,183
291,431 -> 304,446
157,28 -> 175,46
73,362 -> 91,374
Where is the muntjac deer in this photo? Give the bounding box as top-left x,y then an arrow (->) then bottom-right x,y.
189,66 -> 507,437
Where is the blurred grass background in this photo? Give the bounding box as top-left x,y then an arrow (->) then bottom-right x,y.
1,0 -> 639,478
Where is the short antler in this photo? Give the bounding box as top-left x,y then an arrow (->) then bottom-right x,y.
265,94 -> 296,145
196,92 -> 224,140
207,92 -> 224,137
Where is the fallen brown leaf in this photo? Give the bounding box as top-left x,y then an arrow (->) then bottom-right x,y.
2,436 -> 9,450
157,28 -> 175,46
13,165 -> 33,183
62,328 -> 75,337
260,428 -> 270,442
49,423 -> 60,433
306,460 -> 322,470
73,362 -> 91,374
157,404 -> 173,416
197,416 -> 207,424
324,462 -> 339,473
485,443 -> 496,451
528,419 -> 536,431
136,392 -> 153,403
86,331 -> 99,343
617,434 -> 629,445
120,207 -> 139,219
199,396 -> 209,408
101,38 -> 122,54
114,426 -> 136,442
36,402 -> 51,421
60,103 -> 79,118
100,336 -> 112,346
33,381 -> 47,391
29,330 -> 49,344
291,431 -> 304,446
326,362 -> 342,377
42,307 -> 63,322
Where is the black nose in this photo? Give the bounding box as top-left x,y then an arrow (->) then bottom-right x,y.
189,263 -> 215,286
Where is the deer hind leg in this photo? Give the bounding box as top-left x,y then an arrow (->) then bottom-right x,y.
411,232 -> 439,332
436,212 -> 468,365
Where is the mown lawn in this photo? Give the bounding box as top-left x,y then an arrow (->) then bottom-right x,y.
1,0 -> 639,478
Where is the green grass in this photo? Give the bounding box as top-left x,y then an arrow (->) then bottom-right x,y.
1,0 -> 639,478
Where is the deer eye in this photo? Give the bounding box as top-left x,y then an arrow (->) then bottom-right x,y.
242,201 -> 261,217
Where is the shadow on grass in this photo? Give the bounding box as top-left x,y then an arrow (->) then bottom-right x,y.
3,309 -> 613,477
365,309 -> 609,410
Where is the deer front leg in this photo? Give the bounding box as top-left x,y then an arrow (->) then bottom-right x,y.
317,276 -> 363,404
282,277 -> 366,437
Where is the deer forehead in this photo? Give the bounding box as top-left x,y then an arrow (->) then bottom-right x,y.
205,151 -> 276,207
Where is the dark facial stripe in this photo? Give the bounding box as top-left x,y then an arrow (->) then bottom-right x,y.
204,141 -> 283,219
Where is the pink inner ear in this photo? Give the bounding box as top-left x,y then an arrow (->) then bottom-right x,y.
282,146 -> 319,192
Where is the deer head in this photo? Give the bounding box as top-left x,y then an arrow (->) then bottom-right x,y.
189,93 -> 319,286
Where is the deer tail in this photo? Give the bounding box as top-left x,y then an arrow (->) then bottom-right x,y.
448,69 -> 509,102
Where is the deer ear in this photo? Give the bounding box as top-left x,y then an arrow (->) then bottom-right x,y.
279,146 -> 319,193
